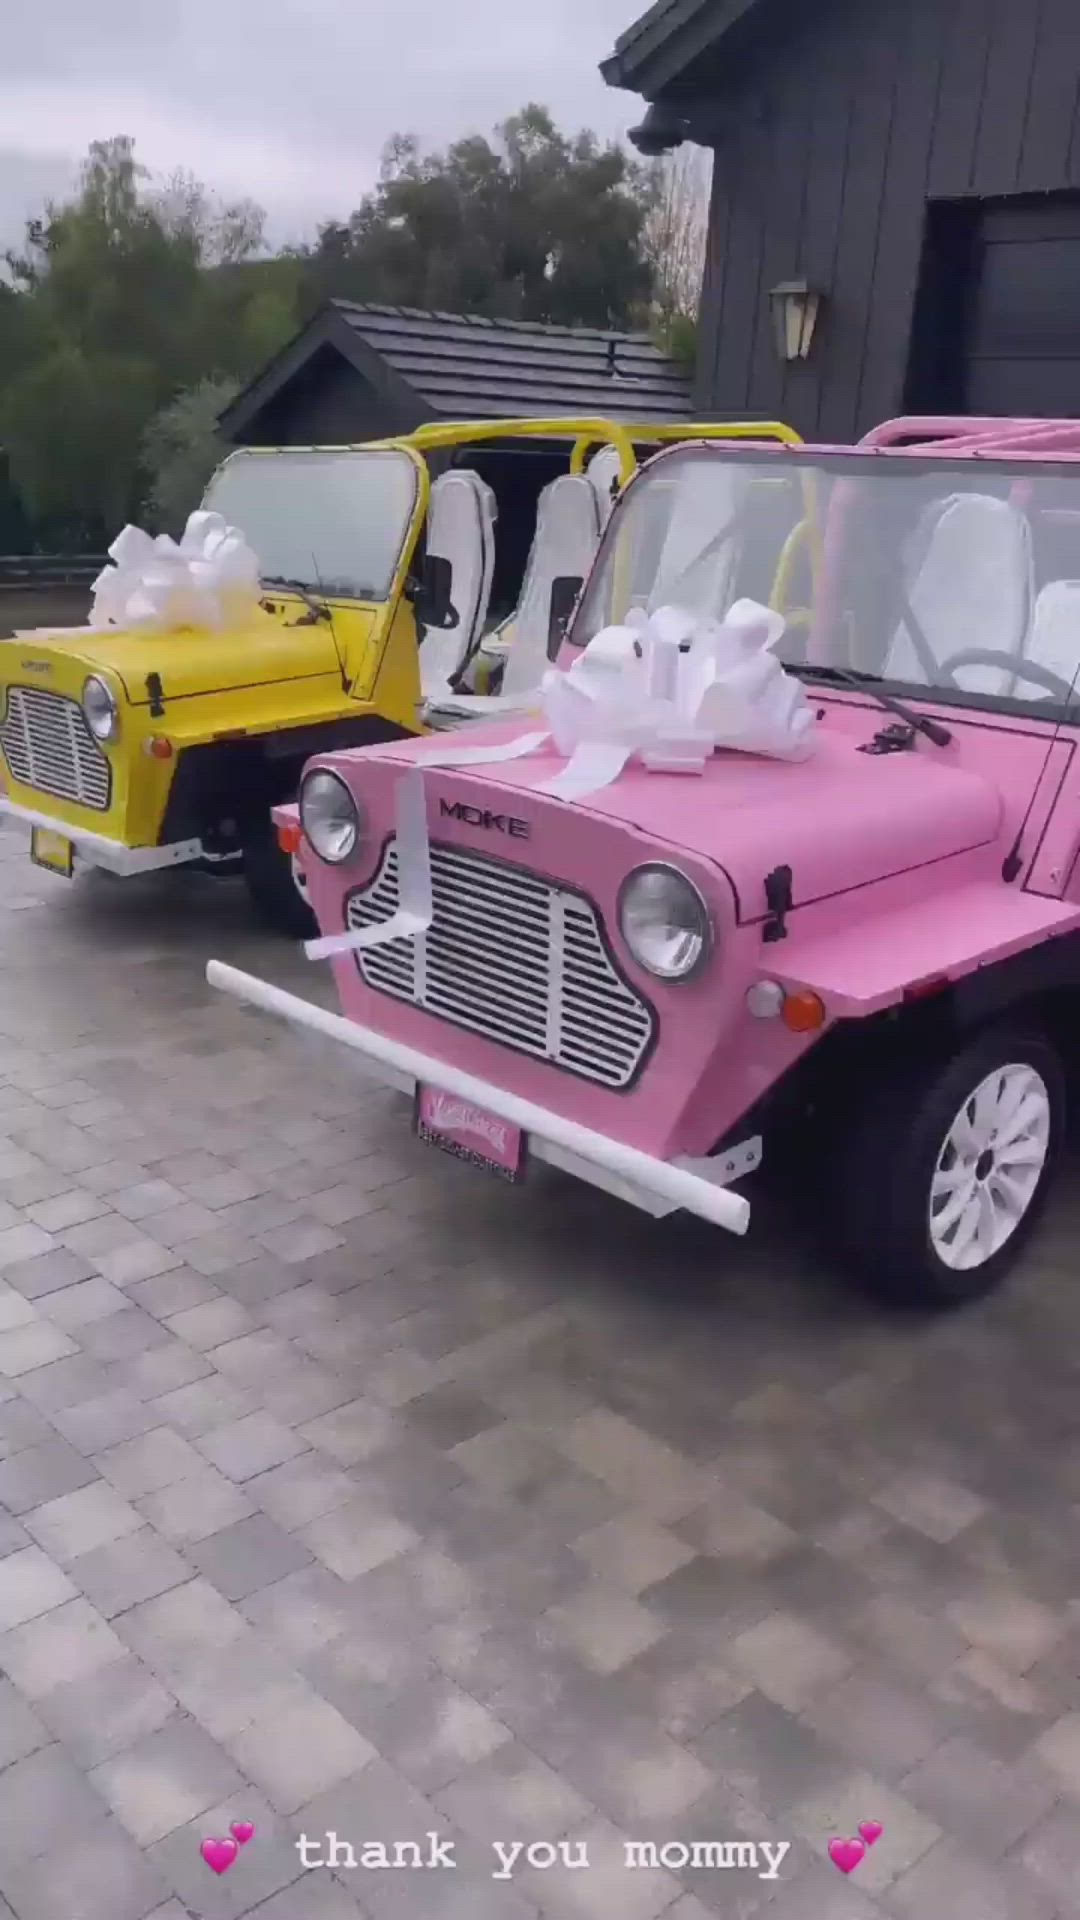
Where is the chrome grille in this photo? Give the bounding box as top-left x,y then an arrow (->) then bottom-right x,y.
346,841 -> 654,1089
0,687 -> 110,810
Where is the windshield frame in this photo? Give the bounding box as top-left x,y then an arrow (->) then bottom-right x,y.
568,441 -> 1080,729
201,445 -> 423,603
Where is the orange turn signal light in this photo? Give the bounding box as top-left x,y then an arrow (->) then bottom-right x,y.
780,989 -> 827,1033
277,822 -> 303,855
145,736 -> 174,760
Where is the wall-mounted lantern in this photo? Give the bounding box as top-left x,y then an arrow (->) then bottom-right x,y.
769,280 -> 824,362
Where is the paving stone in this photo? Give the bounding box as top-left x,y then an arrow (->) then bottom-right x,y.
889,1835 -> 1055,1918
246,1452 -> 359,1533
435,1740 -> 591,1842
90,1713 -> 245,1844
226,1693 -> 375,1811
0,1285 -> 36,1331
788,1769 -> 941,1896
0,1674 -> 50,1768
0,1318 -> 79,1374
0,1543 -> 78,1630
27,1189 -> 112,1233
944,1585 -> 1066,1673
50,1388 -> 160,1453
36,1650 -> 177,1766
145,1789 -> 307,1918
68,1525 -> 191,1616
0,1394 -> 55,1458
197,1409 -> 310,1480
3,1246 -> 98,1301
543,1583 -> 664,1676
40,1275 -> 129,1327
1015,1800 -> 1080,1913
97,1425 -> 205,1496
95,1238 -> 185,1287
166,1295 -> 257,1351
148,1374 -> 257,1437
299,1397 -> 400,1465
137,1465 -> 256,1544
127,1266 -> 221,1316
25,1479 -> 143,1562
0,1742 -> 111,1864
117,1578 -> 248,1673
0,1592 -> 127,1697
730,1610 -> 853,1712
0,1222 -> 56,1269
298,1497 -> 418,1581
0,1434 -> 100,1511
186,1512 -> 314,1601
0,1816 -> 169,1920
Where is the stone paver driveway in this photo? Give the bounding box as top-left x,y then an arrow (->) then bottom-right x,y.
2,823 -> 1080,1920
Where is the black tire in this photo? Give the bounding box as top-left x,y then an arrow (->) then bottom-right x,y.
825,1023 -> 1064,1310
242,814 -> 317,939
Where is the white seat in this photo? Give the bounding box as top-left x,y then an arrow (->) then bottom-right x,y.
1023,580 -> 1080,700
585,445 -> 622,527
886,494 -> 1032,697
419,470 -> 497,700
500,474 -> 602,696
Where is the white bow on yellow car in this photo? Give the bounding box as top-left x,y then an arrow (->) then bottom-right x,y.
90,510 -> 265,634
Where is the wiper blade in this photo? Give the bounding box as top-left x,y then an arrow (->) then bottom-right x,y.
261,576 -> 330,622
800,664 -> 952,747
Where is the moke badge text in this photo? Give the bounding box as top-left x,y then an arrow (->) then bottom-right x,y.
440,800 -> 530,840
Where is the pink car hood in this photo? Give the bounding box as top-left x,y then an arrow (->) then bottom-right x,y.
373,719 -> 1003,917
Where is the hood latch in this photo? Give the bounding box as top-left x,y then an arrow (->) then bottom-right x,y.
858,720 -> 915,756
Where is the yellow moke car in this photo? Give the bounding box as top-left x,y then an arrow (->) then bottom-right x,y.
0,414 -> 799,937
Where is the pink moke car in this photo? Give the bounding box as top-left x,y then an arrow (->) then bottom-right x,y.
210,415 -> 1080,1311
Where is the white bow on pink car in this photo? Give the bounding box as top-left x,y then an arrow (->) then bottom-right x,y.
306,600 -> 817,961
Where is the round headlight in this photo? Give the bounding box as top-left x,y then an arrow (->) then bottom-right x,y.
82,675 -> 119,742
300,768 -> 361,864
618,864 -> 712,981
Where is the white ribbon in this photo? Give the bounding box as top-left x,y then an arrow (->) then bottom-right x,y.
305,769 -> 433,960
90,510 -> 265,633
304,601 -> 816,962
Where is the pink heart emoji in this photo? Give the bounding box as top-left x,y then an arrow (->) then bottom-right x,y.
231,1821 -> 256,1847
201,1836 -> 239,1876
859,1821 -> 884,1848
828,1836 -> 866,1876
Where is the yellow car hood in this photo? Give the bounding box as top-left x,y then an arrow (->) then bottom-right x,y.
12,613 -> 360,704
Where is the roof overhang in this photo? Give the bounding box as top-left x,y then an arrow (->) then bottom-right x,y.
602,0 -> 762,98
217,305 -> 423,440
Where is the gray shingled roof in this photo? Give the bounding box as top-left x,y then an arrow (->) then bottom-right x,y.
333,302 -> 692,421
220,299 -> 692,440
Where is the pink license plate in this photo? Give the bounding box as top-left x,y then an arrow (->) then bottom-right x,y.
414,1085 -> 526,1182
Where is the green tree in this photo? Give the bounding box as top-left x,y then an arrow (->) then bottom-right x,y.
141,375 -> 240,534
301,104 -> 656,329
1,136 -> 298,549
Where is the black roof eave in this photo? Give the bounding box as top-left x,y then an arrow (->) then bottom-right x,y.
217,306 -> 423,438
602,0 -> 762,96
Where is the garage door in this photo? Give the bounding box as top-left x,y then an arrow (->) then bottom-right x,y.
962,198 -> 1080,416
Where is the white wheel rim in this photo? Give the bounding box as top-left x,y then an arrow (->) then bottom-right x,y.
291,854 -> 309,903
929,1062 -> 1051,1271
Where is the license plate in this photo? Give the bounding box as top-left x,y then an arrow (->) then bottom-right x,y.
414,1085 -> 526,1182
30,828 -> 74,877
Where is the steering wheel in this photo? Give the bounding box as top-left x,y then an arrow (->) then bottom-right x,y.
938,648 -> 1077,704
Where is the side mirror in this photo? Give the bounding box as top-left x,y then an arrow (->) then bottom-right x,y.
413,554 -> 459,632
547,575 -> 583,659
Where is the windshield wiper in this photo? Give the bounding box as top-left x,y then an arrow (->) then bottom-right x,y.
799,664 -> 952,747
261,576 -> 331,622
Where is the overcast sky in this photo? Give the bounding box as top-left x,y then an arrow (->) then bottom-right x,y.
1,0 -> 647,253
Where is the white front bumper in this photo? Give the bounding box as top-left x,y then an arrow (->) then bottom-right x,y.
0,796 -> 202,875
206,959 -> 755,1235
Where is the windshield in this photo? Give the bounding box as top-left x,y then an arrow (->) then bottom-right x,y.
202,448 -> 418,601
574,445 -> 1080,720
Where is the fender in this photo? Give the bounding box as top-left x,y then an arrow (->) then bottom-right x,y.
771,881 -> 1080,1016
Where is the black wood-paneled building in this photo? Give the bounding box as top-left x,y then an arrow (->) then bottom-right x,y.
604,0 -> 1080,440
